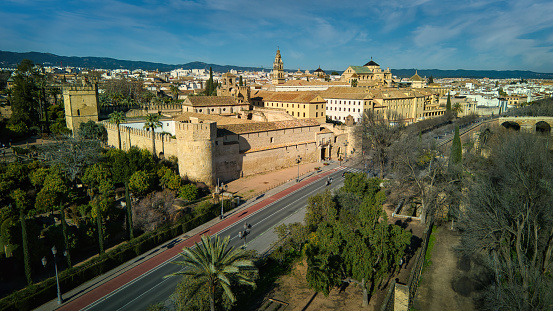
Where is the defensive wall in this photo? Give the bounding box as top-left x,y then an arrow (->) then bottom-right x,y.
104,118 -> 331,186
103,121 -> 178,157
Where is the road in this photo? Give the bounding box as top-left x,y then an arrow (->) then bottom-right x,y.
69,166 -> 359,311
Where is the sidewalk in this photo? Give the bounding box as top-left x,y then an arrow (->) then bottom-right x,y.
36,160 -> 340,311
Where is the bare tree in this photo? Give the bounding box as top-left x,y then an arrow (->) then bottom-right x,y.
358,110 -> 404,179
38,135 -> 102,186
459,133 -> 553,310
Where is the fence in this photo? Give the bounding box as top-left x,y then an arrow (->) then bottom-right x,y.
379,217 -> 434,310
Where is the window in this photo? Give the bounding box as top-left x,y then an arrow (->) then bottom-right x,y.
316,112 -> 318,117
77,109 -> 80,116
303,112 -> 305,117
270,137 -> 274,143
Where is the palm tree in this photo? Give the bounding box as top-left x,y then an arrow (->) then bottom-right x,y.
144,113 -> 162,158
452,102 -> 463,115
109,111 -> 126,149
165,235 -> 257,311
170,85 -> 179,100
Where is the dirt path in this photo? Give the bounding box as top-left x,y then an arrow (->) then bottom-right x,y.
413,227 -> 485,311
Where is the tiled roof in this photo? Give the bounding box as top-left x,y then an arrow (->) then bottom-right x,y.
364,60 -> 380,67
217,118 -> 320,135
278,80 -> 348,86
251,91 -> 326,103
185,96 -> 241,107
320,87 -> 372,100
349,66 -> 371,74
173,112 -> 254,125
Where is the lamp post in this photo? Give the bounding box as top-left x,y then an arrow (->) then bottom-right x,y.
295,155 -> 302,182
42,246 -> 64,304
219,183 -> 228,219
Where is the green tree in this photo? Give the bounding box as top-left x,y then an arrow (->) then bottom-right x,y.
129,170 -> 151,197
452,102 -> 462,115
446,92 -> 452,111
178,184 -> 198,201
165,235 -> 257,311
11,189 -> 33,285
304,179 -> 411,305
204,67 -> 217,96
109,111 -> 127,149
170,85 -> 179,100
238,76 -> 243,87
78,120 -> 107,142
350,79 -> 358,87
9,59 -> 40,135
107,147 -> 155,239
449,125 -> 462,167
144,113 -> 162,158
428,75 -> 434,84
82,163 -> 114,255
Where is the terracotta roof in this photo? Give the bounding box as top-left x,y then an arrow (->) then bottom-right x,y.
184,96 -> 241,107
320,87 -> 372,100
278,80 -> 347,86
173,112 -> 254,125
218,118 -> 320,135
251,91 -> 326,103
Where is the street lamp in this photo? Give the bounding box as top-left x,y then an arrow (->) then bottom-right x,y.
42,246 -> 64,304
295,155 -> 302,182
219,183 -> 228,219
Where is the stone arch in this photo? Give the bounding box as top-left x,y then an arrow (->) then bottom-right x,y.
535,121 -> 551,134
501,121 -> 520,131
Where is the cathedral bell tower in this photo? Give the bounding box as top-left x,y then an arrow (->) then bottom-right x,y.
272,49 -> 285,85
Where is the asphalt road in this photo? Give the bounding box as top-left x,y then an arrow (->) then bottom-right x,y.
81,167 -> 356,311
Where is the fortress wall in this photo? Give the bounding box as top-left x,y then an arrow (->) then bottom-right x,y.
238,125 -> 319,151
103,121 -> 177,157
239,142 -> 318,177
213,140 -> 241,182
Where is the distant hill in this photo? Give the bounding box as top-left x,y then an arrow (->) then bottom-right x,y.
0,51 -> 266,72
392,69 -> 553,80
2,50 -> 553,79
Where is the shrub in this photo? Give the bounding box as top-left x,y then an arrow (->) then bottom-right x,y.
179,184 -> 198,202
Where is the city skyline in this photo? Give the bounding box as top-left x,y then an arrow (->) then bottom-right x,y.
2,0 -> 553,73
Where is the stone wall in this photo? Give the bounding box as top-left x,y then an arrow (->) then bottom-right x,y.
103,121 -> 177,158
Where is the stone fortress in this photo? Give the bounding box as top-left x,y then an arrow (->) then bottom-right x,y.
62,49 -> 455,187
64,52 -> 353,187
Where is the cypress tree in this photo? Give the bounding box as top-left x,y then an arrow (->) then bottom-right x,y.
446,92 -> 452,111
428,75 -> 434,84
19,208 -> 32,285
59,203 -> 72,268
239,76 -> 243,87
449,125 -> 462,167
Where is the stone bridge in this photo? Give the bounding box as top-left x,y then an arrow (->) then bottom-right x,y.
498,116 -> 553,133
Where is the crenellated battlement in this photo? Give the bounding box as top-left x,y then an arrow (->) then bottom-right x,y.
102,121 -> 175,142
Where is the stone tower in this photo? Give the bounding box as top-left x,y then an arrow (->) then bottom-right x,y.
175,120 -> 217,186
63,83 -> 99,131
272,49 -> 285,85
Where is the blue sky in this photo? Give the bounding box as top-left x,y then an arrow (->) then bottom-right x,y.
2,0 -> 553,72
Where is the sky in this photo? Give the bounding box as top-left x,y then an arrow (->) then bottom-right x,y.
2,0 -> 553,72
